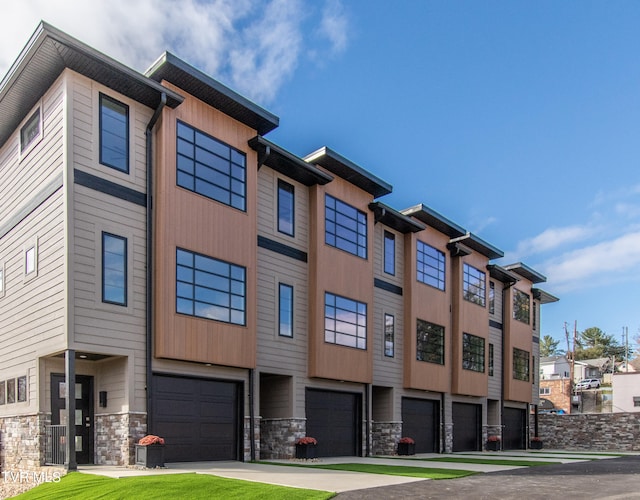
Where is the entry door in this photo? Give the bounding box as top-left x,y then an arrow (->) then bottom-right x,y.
51,374 -> 94,464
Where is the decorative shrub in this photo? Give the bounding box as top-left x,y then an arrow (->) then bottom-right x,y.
138,435 -> 165,446
398,436 -> 415,444
295,436 -> 318,446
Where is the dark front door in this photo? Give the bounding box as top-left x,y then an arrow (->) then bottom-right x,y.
452,402 -> 481,452
503,407 -> 526,450
402,397 -> 440,453
51,374 -> 94,464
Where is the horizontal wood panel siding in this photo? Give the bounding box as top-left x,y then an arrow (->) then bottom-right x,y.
153,83 -> 257,368
488,326 -> 503,399
308,180 -> 374,383
372,287 -> 404,389
403,228 -> 452,392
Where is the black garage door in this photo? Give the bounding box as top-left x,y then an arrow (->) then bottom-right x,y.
452,402 -> 481,452
402,398 -> 440,453
503,407 -> 526,450
151,374 -> 241,462
306,389 -> 361,457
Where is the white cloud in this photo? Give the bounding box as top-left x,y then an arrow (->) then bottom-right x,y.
513,225 -> 593,258
0,0 -> 349,104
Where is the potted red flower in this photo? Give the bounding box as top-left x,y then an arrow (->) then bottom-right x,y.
486,435 -> 501,451
397,436 -> 415,456
530,436 -> 543,450
135,435 -> 166,468
295,436 -> 318,459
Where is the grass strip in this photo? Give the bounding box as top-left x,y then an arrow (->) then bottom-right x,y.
14,472 -> 334,500
422,457 -> 560,467
527,451 -> 625,457
261,461 -> 476,480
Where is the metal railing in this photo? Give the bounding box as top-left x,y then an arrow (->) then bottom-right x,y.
45,425 -> 66,465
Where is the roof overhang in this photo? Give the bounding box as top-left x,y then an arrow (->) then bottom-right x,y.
487,264 -> 520,284
146,52 -> 279,136
0,21 -> 184,147
449,233 -> 503,260
304,146 -> 392,198
248,136 -> 332,186
401,204 -> 466,238
369,202 -> 426,234
533,288 -> 560,304
504,262 -> 547,283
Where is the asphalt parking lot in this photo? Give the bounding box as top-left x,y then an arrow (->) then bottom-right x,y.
335,453 -> 640,499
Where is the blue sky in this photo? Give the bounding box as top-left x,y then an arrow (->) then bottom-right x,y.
2,1 -> 639,349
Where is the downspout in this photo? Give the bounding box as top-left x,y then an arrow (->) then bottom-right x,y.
249,368 -> 255,461
145,92 -> 167,434
364,383 -> 370,457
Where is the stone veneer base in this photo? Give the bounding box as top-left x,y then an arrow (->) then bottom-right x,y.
260,418 -> 306,459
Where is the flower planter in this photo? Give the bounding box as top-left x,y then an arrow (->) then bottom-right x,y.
295,443 -> 317,459
530,440 -> 543,450
397,442 -> 415,456
135,444 -> 165,468
486,440 -> 500,451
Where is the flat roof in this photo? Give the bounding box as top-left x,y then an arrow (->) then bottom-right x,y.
401,203 -> 466,238
248,136 -> 333,186
450,233 -> 503,260
368,202 -> 426,234
504,262 -> 547,284
146,52 -> 279,136
487,264 -> 520,284
304,146 -> 392,198
533,288 -> 560,304
0,22 -> 184,148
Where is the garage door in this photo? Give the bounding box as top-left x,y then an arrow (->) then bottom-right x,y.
305,389 -> 361,457
151,374 -> 241,462
452,402 -> 481,452
503,407 -> 526,450
402,398 -> 439,453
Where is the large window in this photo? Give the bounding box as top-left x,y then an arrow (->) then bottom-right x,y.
324,292 -> 367,349
417,241 -> 445,290
416,319 -> 445,364
279,283 -> 293,337
277,180 -> 295,236
325,194 -> 367,258
462,333 -> 485,372
463,263 -> 486,306
489,281 -> 495,314
176,121 -> 246,211
513,289 -> 530,324
20,108 -> 41,153
513,348 -> 530,381
384,231 -> 395,275
99,94 -> 129,173
384,313 -> 394,357
102,233 -> 127,306
176,248 -> 246,325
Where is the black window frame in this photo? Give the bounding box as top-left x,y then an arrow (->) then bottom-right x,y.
489,281 -> 495,314
513,348 -> 530,381
325,194 -> 367,259
462,332 -> 485,372
278,283 -> 294,337
489,343 -> 494,376
383,231 -> 395,275
277,179 -> 295,236
176,120 -> 247,211
384,313 -> 395,357
324,292 -> 367,350
513,289 -> 530,324
416,319 -> 445,365
175,248 -> 246,326
416,240 -> 445,290
463,263 -> 486,307
99,93 -> 129,173
20,108 -> 41,153
102,232 -> 127,306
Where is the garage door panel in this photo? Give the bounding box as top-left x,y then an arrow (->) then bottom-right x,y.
402,398 -> 439,453
452,402 -> 481,452
306,389 -> 361,457
503,408 -> 526,450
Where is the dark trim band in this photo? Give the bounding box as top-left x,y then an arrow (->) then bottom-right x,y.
374,278 -> 403,296
74,169 -> 146,207
489,319 -> 503,330
257,235 -> 308,262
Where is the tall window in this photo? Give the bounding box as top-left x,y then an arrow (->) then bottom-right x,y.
513,348 -> 530,381
417,241 -> 445,290
176,121 -> 246,211
533,302 -> 537,330
176,248 -> 246,325
513,289 -> 530,324
99,94 -> 129,173
462,333 -> 485,372
102,233 -> 127,306
463,263 -> 486,306
416,319 -> 445,364
384,313 -> 395,357
384,231 -> 395,275
20,108 -> 41,153
489,343 -> 494,376
325,194 -> 367,258
278,283 -> 294,337
277,180 -> 295,236
489,281 -> 495,314
0,380 -> 4,405
324,292 -> 367,349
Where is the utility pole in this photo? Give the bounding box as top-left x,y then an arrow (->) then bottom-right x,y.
624,326 -> 629,372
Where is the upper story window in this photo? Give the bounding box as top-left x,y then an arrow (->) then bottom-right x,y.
277,180 -> 295,236
513,347 -> 530,381
176,248 -> 246,325
489,343 -> 494,376
324,292 -> 367,349
20,108 -> 41,153
102,232 -> 127,306
325,195 -> 367,258
417,241 -> 445,290
489,281 -> 495,314
416,318 -> 445,365
99,94 -> 129,173
513,289 -> 530,324
462,333 -> 485,372
384,313 -> 395,357
463,263 -> 486,307
176,121 -> 246,211
278,283 -> 294,337
384,231 -> 395,275
533,302 -> 538,330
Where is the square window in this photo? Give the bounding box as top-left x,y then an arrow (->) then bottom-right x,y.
324,292 -> 367,349
462,332 -> 485,372
463,263 -> 486,307
417,241 -> 445,290
325,194 -> 367,259
20,108 -> 41,153
416,319 -> 445,364
100,94 -> 129,173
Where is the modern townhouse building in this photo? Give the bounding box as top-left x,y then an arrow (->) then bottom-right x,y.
0,22 -> 558,470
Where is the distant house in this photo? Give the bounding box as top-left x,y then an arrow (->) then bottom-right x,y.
538,356 -> 572,413
612,372 -> 640,412
574,358 -> 611,383
539,356 -> 571,380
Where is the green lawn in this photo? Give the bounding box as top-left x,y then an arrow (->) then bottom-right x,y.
261,462 -> 476,480
14,472 -> 334,500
